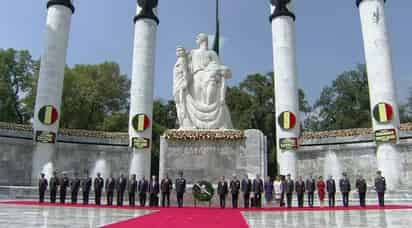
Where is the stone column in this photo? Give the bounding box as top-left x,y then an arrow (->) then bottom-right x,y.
32,0 -> 75,182
269,1 -> 300,178
128,0 -> 159,179
357,0 -> 400,189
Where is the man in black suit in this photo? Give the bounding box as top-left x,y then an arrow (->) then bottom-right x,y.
230,174 -> 241,208
306,175 -> 316,207
160,174 -> 173,207
128,174 -> 138,206
253,174 -> 264,208
326,175 -> 336,207
38,173 -> 48,203
241,175 -> 252,208
375,170 -> 386,207
82,172 -> 92,205
70,172 -> 81,204
339,172 -> 351,207
116,173 -> 127,206
138,176 -> 149,207
356,174 -> 367,207
49,171 -> 59,203
105,174 -> 116,206
60,172 -> 70,204
175,171 -> 186,208
94,173 -> 104,205
149,175 -> 160,207
295,176 -> 305,208
285,174 -> 294,208
217,176 -> 229,208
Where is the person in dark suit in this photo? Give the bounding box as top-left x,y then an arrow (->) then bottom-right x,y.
149,175 -> 160,207
38,173 -> 48,203
128,174 -> 138,206
175,171 -> 186,208
60,172 -> 69,204
253,174 -> 264,208
94,173 -> 104,205
49,171 -> 59,203
70,172 -> 81,204
160,174 -> 173,207
116,173 -> 127,206
295,176 -> 305,208
356,174 -> 367,207
230,174 -> 241,208
138,176 -> 149,207
375,170 -> 386,207
241,175 -> 252,208
105,174 -> 116,206
82,172 -> 92,205
326,175 -> 336,207
339,172 -> 351,207
279,175 -> 286,207
285,174 -> 294,208
306,175 -> 316,207
217,176 -> 229,208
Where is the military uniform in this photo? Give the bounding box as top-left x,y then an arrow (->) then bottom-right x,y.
241,178 -> 252,208
339,177 -> 351,207
70,177 -> 81,204
82,176 -> 92,204
38,176 -> 48,203
285,179 -> 294,208
175,176 -> 186,208
306,178 -> 316,207
116,176 -> 127,206
60,175 -> 69,204
295,180 -> 305,208
128,177 -> 138,206
105,177 -> 115,206
217,180 -> 228,208
160,177 -> 173,207
356,177 -> 367,207
375,175 -> 386,206
49,175 -> 59,203
94,176 -> 104,205
253,178 -> 264,208
326,178 -> 336,207
230,179 -> 241,208
138,178 -> 149,207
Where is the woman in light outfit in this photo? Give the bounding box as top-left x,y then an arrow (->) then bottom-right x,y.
273,176 -> 283,207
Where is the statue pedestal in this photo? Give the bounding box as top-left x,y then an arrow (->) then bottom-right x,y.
159,129 -> 267,183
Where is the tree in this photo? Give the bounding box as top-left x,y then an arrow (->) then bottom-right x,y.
0,49 -> 36,123
306,64 -> 371,131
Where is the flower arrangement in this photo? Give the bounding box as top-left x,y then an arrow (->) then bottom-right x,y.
164,129 -> 246,141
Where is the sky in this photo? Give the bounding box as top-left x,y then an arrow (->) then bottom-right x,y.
0,0 -> 411,105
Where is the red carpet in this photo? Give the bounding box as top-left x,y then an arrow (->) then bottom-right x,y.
2,201 -> 412,228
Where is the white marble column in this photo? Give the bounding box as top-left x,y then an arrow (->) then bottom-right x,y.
270,1 -> 300,179
32,0 -> 74,182
357,0 -> 401,189
128,1 -> 159,179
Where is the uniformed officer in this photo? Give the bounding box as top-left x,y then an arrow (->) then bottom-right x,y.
241,175 -> 252,208
105,174 -> 116,206
49,171 -> 59,203
339,172 -> 351,207
355,174 -> 367,207
149,175 -> 160,207
175,171 -> 186,208
160,174 -> 173,207
230,174 -> 241,208
82,172 -> 92,205
295,176 -> 305,208
38,173 -> 48,203
375,170 -> 386,207
128,174 -> 138,206
285,174 -> 294,208
70,172 -> 81,204
306,175 -> 316,207
253,174 -> 264,208
217,176 -> 229,208
94,173 -> 104,205
138,176 -> 149,207
326,175 -> 336,207
116,173 -> 127,206
60,172 -> 70,204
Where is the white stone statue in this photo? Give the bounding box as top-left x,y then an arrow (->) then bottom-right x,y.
173,33 -> 233,129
